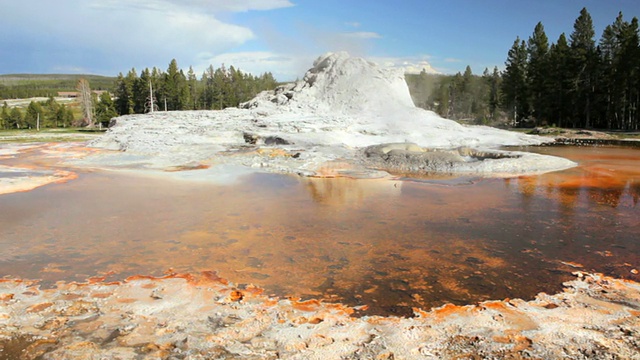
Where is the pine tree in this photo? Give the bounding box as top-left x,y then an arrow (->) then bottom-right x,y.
613,15 -> 640,130
160,59 -> 189,111
212,65 -> 230,110
547,34 -> 572,127
431,78 -> 451,118
95,92 -> 118,126
133,68 -> 152,113
24,101 -> 44,129
527,22 -> 550,125
460,65 -> 474,118
200,65 -> 216,109
599,20 -> 619,128
502,37 -> 529,126
44,97 -> 60,128
448,72 -> 463,119
1,101 -> 8,129
568,7 -> 597,128
63,106 -> 74,127
8,107 -> 22,129
484,67 -> 501,121
187,66 -> 199,110
260,72 -> 278,91
114,70 -> 136,115
54,104 -> 71,128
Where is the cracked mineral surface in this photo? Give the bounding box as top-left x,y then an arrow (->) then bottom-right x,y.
0,272 -> 639,359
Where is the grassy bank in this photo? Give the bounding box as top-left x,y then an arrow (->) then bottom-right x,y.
0,128 -> 103,143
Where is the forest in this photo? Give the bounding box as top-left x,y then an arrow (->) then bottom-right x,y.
408,7 -> 640,131
112,60 -> 278,115
0,60 -> 279,129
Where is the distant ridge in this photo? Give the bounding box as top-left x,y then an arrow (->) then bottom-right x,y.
0,73 -> 115,83
0,74 -> 116,99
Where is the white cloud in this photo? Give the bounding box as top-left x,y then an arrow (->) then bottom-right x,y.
51,65 -> 92,74
0,0 -> 293,74
198,52 -> 442,83
345,22 -> 361,28
91,0 -> 294,13
197,51 -> 313,81
370,56 -> 440,75
344,32 -> 382,39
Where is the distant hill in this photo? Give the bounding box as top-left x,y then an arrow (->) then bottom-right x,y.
0,74 -> 116,99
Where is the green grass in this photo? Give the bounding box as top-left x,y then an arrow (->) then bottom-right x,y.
0,128 -> 102,143
610,132 -> 640,139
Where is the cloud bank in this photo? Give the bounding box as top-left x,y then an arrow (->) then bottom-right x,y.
0,0 -> 293,75
0,0 -> 440,81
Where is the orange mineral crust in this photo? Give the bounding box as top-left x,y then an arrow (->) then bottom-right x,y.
0,272 -> 638,359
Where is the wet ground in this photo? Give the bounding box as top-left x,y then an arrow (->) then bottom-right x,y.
0,144 -> 638,316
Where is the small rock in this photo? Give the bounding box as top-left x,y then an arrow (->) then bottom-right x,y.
150,288 -> 163,300
228,290 -> 244,302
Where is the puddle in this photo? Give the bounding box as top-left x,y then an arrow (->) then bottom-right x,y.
0,145 -> 639,316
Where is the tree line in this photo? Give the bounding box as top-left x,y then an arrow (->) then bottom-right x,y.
407,66 -> 500,125
113,59 -> 279,115
1,98 -> 75,129
409,7 -> 640,131
0,75 -> 114,100
0,60 -> 279,129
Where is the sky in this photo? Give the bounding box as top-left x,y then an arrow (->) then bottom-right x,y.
1,0 -> 639,81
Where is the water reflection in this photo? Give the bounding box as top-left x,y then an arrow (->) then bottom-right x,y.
511,145 -> 640,209
0,145 -> 638,316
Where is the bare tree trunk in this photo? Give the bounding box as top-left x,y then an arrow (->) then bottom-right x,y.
77,78 -> 94,128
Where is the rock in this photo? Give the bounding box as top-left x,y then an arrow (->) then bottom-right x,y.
263,136 -> 290,145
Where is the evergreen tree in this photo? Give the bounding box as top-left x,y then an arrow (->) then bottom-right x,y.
1,101 -> 8,129
459,65 -> 474,117
24,101 -> 44,129
187,66 -> 199,110
484,67 -> 502,121
160,59 -> 189,111
95,92 -> 118,126
63,106 -> 74,127
114,70 -> 136,115
547,33 -> 572,127
613,15 -> 640,129
8,107 -> 22,129
207,65 -> 229,110
598,20 -> 619,128
44,97 -> 60,128
430,77 -> 451,118
132,68 -> 153,113
448,72 -> 463,119
105,60 -> 279,114
54,104 -> 73,128
527,22 -> 550,125
200,65 -> 216,109
568,7 -> 597,128
501,37 -> 529,125
259,72 -> 278,90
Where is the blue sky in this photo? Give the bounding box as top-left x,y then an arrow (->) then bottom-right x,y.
1,0 -> 639,80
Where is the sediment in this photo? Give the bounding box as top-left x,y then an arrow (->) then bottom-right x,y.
1,272 -> 638,359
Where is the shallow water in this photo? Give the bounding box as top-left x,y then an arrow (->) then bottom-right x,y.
0,145 -> 639,316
